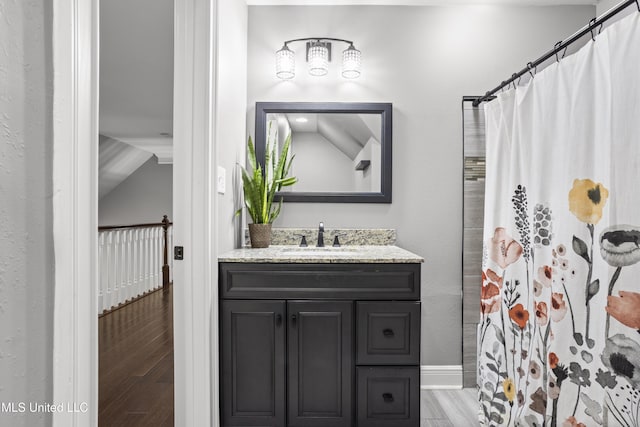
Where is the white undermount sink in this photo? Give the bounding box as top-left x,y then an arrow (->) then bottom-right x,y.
279,247 -> 365,257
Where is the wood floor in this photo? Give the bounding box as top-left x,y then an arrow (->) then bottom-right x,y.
98,286 -> 480,426
99,286 -> 174,427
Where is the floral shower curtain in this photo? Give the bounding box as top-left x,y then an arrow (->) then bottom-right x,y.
478,12 -> 640,427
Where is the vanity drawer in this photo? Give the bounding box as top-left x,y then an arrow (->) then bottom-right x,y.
357,366 -> 419,427
357,302 -> 420,365
220,263 -> 420,300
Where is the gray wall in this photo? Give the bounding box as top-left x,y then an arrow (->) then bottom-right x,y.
0,0 -> 54,425
247,5 -> 595,365
99,157 -> 173,226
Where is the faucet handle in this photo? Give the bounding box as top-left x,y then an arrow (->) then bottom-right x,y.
332,233 -> 347,247
294,234 -> 308,247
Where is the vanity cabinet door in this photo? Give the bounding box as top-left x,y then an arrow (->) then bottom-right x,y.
221,300 -> 286,427
287,301 -> 353,427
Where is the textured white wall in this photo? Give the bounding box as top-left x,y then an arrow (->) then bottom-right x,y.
0,0 -> 54,425
99,157 -> 173,226
247,5 -> 595,365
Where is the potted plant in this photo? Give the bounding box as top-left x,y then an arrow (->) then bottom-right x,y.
238,130 -> 296,248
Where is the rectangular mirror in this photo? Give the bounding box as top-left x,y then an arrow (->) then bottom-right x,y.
255,102 -> 392,203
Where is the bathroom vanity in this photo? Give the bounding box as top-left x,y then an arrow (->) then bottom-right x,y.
218,245 -> 423,427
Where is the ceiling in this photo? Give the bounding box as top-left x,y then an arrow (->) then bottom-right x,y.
99,0 -> 174,165
246,0 -> 599,4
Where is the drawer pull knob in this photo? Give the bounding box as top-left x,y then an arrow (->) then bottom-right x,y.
383,328 -> 394,337
382,393 -> 394,403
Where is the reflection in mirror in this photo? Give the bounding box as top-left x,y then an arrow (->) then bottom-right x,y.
255,102 -> 392,203
268,112 -> 381,193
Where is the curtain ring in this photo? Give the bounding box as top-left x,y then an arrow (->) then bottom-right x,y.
590,18 -> 597,41
511,73 -> 518,89
527,62 -> 536,79
554,41 -> 567,63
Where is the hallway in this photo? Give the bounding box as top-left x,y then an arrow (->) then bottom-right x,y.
99,287 -> 174,426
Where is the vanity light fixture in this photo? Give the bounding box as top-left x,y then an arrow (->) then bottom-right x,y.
275,37 -> 361,80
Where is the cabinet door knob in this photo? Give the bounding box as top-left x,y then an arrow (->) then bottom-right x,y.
291,314 -> 297,325
276,314 -> 282,326
382,393 -> 394,403
383,328 -> 394,337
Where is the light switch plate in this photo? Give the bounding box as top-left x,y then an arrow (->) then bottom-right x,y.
217,166 -> 226,194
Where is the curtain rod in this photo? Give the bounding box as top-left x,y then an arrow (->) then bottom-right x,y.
472,0 -> 640,107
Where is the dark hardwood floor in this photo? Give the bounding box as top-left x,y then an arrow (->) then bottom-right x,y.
99,286 -> 174,427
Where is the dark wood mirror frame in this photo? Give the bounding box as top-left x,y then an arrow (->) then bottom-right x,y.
255,102 -> 392,203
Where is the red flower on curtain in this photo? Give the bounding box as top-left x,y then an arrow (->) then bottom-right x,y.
481,282 -> 501,314
489,227 -> 523,269
549,352 -> 559,369
606,291 -> 640,330
509,303 -> 530,329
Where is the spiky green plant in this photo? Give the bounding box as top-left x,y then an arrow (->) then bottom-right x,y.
237,130 -> 296,224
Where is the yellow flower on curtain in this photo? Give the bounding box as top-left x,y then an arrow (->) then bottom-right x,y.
503,378 -> 516,403
568,178 -> 609,224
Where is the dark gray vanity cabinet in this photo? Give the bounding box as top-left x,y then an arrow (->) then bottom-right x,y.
288,301 -> 353,427
219,262 -> 421,427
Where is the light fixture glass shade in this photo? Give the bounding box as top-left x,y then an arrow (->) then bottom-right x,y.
342,44 -> 361,79
275,45 -> 295,80
308,42 -> 329,76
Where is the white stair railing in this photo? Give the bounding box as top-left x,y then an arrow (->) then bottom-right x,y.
98,216 -> 173,315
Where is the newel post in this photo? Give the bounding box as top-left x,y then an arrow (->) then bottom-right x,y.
162,215 -> 170,290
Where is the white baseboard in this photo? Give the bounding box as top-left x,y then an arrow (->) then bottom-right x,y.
420,365 -> 463,389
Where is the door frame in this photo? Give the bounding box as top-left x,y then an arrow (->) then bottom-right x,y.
52,0 -> 218,425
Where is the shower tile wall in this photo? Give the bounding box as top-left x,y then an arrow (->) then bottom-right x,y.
462,102 -> 486,388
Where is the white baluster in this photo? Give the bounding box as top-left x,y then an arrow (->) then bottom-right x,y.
125,229 -> 132,301
138,228 -> 144,296
151,227 -> 156,291
98,231 -> 105,314
106,231 -> 113,310
131,228 -> 138,299
144,227 -> 151,294
155,226 -> 161,289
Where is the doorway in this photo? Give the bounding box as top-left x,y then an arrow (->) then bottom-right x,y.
52,0 -> 218,425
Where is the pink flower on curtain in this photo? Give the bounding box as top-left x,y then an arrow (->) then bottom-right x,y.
551,293 -> 568,322
563,416 -> 587,427
568,179 -> 609,225
606,291 -> 640,330
538,265 -> 553,287
535,302 -> 548,326
485,268 -> 503,287
489,227 -> 523,268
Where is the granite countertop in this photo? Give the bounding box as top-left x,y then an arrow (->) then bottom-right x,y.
218,245 -> 424,264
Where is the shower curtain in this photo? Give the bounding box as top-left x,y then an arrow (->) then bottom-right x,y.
478,12 -> 640,427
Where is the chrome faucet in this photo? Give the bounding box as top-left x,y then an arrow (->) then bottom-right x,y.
317,222 -> 325,247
